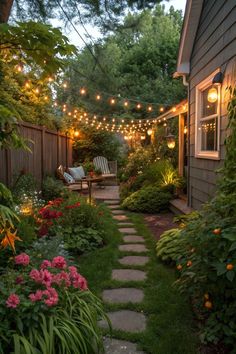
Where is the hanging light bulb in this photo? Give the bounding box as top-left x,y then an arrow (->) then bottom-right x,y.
35,87 -> 40,94
137,103 -> 141,109
147,106 -> 152,112
25,81 -> 30,88
62,82 -> 68,89
110,98 -> 116,104
172,107 -> 177,113
80,88 -> 86,95
160,107 -> 164,112
124,101 -> 129,107
16,64 -> 23,72
48,77 -> 53,83
96,94 -> 101,100
74,130 -> 79,138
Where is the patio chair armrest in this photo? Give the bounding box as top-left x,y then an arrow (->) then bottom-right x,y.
108,160 -> 117,175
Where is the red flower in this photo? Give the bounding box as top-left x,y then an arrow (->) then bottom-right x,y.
38,224 -> 49,237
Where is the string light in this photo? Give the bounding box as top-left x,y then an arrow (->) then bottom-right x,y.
62,82 -> 68,89
80,88 -> 86,95
124,101 -> 129,107
110,98 -> 115,104
96,94 -> 101,100
147,106 -> 152,112
160,107 -> 164,112
136,103 -> 141,109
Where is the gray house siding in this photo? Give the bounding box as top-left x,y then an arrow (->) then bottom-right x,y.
188,0 -> 236,209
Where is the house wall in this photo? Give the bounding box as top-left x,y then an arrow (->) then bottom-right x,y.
188,0 -> 236,209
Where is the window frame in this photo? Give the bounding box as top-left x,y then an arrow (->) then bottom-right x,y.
195,70 -> 221,160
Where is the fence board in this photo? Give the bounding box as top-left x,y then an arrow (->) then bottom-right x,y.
0,122 -> 73,187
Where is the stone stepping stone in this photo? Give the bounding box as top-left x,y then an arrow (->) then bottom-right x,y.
112,269 -> 146,281
119,256 -> 149,266
113,215 -> 129,221
112,210 -> 124,215
123,236 -> 145,243
103,337 -> 145,354
119,244 -> 147,253
117,222 -> 134,227
100,310 -> 146,333
104,200 -> 120,205
107,205 -> 121,210
102,288 -> 144,304
118,227 -> 137,234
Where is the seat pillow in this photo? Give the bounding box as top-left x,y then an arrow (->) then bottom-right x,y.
63,172 -> 75,184
68,166 -> 85,180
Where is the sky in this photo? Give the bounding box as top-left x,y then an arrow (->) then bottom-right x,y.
54,0 -> 187,48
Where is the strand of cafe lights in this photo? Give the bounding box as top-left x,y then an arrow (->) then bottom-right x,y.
15,65 -> 187,138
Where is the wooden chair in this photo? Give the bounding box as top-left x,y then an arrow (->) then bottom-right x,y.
93,156 -> 117,183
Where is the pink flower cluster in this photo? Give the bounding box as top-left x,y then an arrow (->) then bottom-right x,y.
7,255 -> 88,310
15,253 -> 30,266
6,294 -> 20,308
29,287 -> 58,307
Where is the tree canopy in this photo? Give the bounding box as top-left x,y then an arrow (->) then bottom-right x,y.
57,5 -> 185,122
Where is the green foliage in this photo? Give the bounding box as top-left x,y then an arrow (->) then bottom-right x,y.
73,125 -> 121,163
155,87 -> 236,349
12,173 -> 37,202
42,176 -> 66,202
122,185 -> 172,213
63,227 -> 104,254
0,183 -> 18,229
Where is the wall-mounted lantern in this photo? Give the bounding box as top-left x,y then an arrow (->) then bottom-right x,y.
166,133 -> 176,149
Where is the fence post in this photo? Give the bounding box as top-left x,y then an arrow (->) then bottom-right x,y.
65,132 -> 68,169
57,130 -> 60,167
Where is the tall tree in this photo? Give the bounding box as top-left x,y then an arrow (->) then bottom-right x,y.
57,5 -> 185,121
0,0 -> 163,27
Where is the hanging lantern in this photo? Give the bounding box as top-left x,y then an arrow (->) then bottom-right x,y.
147,128 -> 153,136
207,87 -> 218,103
166,134 -> 175,149
74,130 -> 79,138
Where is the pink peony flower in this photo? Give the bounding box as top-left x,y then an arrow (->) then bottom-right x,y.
40,269 -> 53,287
40,260 -> 52,269
72,273 -> 88,291
6,293 -> 20,308
29,290 -> 43,302
52,256 -> 67,269
15,253 -> 30,266
68,266 -> 77,274
29,269 -> 41,282
43,287 -> 58,307
53,271 -> 71,287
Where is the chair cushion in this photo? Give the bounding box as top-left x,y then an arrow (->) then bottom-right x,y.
63,172 -> 75,184
68,166 -> 85,180
93,156 -> 110,174
102,173 -> 116,178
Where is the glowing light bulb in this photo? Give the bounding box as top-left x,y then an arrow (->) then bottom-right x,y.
137,103 -> 141,109
48,77 -> 53,83
62,82 -> 68,89
96,94 -> 101,100
160,107 -> 164,112
148,106 -> 152,111
25,81 -> 30,88
172,107 -> 177,113
124,101 -> 129,107
80,88 -> 86,95
35,88 -> 40,94
110,98 -> 115,104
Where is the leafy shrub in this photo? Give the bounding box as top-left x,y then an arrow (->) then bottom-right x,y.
63,227 -> 104,254
0,253 -> 106,353
42,176 -> 66,202
12,173 -> 37,203
156,88 -> 236,349
156,228 -> 183,263
120,174 -> 146,201
122,185 -> 172,213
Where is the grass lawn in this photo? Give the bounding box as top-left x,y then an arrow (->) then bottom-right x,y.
79,206 -> 200,354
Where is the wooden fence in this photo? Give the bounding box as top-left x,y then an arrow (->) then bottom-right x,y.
0,122 -> 73,186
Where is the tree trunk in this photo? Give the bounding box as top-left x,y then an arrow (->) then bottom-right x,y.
0,0 -> 14,23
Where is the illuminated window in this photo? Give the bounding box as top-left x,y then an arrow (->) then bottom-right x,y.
195,71 -> 221,159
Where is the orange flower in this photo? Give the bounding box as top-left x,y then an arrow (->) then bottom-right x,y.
226,263 -> 234,271
212,228 -> 221,235
187,260 -> 192,267
204,301 -> 213,309
176,264 -> 182,271
0,228 -> 22,253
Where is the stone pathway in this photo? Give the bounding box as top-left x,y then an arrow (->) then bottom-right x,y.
102,199 -> 149,354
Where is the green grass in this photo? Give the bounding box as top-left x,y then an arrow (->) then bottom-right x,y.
79,207 -> 200,354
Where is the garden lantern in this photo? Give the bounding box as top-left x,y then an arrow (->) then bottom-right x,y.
166,133 -> 175,149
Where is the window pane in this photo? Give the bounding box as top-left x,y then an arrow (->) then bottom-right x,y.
202,85 -> 218,118
200,117 -> 217,151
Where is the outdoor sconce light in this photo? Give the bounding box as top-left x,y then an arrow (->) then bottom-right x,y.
166,134 -> 176,149
212,71 -> 224,85
147,128 -> 153,136
207,87 -> 218,103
